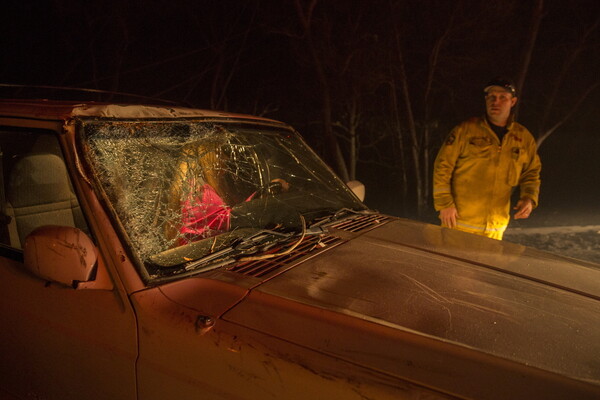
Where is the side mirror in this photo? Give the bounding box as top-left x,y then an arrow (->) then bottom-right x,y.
346,180 -> 365,202
24,226 -> 98,288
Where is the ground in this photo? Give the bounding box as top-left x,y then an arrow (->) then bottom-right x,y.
504,226 -> 600,264
503,204 -> 600,265
415,203 -> 600,265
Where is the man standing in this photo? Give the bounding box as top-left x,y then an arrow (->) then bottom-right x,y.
433,77 -> 541,240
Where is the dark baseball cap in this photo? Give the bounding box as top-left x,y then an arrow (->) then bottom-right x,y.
484,77 -> 517,96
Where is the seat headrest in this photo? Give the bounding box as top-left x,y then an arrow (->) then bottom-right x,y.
8,154 -> 73,208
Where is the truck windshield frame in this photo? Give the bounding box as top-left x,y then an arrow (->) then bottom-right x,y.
78,118 -> 365,281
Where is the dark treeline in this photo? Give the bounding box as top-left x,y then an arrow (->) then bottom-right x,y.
3,0 -> 599,219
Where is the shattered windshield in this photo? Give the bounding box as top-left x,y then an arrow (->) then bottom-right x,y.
79,119 -> 365,280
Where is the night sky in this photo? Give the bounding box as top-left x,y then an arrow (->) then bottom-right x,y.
2,0 -> 599,224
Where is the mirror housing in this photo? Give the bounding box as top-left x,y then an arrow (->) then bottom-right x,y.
346,180 -> 365,202
24,226 -> 98,288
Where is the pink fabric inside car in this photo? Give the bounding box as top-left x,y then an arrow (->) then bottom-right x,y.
179,184 -> 256,244
179,184 -> 230,243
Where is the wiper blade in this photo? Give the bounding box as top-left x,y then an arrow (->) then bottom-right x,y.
183,229 -> 292,272
185,215 -> 313,273
232,229 -> 292,252
308,208 -> 367,228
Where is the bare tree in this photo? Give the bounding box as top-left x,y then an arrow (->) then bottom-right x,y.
516,1 -> 600,147
292,0 -> 350,181
333,95 -> 361,181
385,76 -> 409,215
385,0 -> 464,216
392,30 -> 424,215
514,0 -> 545,108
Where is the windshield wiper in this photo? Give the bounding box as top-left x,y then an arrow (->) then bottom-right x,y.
308,208 -> 369,228
184,215 -> 317,273
182,229 -> 292,272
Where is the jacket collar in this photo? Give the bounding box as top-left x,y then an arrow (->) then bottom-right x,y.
482,114 -> 515,131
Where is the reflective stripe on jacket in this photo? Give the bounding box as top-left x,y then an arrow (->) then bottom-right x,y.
433,116 -> 541,239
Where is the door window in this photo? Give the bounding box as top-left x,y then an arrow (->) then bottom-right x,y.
0,128 -> 88,250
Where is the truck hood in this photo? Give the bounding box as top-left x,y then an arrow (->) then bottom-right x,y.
221,218 -> 600,390
158,216 -> 600,398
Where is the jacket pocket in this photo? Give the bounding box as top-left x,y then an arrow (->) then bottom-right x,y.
507,147 -> 524,186
467,136 -> 493,158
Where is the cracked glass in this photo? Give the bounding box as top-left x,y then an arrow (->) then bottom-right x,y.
79,119 -> 365,280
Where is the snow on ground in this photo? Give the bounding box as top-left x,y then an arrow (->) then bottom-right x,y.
504,225 -> 600,265
504,204 -> 600,265
412,204 -> 600,265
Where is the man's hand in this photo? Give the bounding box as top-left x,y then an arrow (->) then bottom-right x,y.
439,207 -> 459,228
513,198 -> 533,219
270,178 -> 290,192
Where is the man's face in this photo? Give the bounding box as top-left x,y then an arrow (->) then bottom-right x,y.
485,87 -> 517,125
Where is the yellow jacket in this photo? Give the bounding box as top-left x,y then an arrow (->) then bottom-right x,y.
433,117 -> 541,239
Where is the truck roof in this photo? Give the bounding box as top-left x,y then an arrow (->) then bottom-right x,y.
0,99 -> 281,123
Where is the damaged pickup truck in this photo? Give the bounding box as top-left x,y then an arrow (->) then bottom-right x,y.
0,99 -> 598,400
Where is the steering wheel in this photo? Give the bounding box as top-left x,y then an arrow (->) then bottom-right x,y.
258,179 -> 290,197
